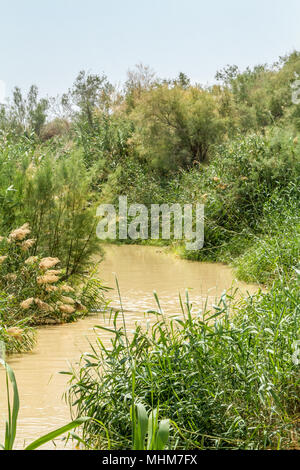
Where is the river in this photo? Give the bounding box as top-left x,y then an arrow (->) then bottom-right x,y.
0,245 -> 259,449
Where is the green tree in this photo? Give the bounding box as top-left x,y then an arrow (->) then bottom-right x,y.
0,85 -> 49,136
131,84 -> 226,170
63,70 -> 113,130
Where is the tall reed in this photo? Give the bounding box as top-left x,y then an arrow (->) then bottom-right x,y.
67,276 -> 300,450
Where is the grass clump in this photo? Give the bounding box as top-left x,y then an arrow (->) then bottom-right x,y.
67,276 -> 300,450
234,185 -> 300,284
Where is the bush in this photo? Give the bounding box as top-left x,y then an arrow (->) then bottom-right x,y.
0,291 -> 35,354
0,223 -> 89,326
166,131 -> 300,265
0,134 -> 101,276
234,185 -> 300,284
130,85 -> 226,170
40,118 -> 71,141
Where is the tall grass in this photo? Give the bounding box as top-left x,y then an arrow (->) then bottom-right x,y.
67,273 -> 300,450
234,185 -> 300,284
0,133 -> 101,276
0,223 -> 108,354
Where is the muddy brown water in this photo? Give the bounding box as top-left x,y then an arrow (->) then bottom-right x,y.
0,245 -> 259,449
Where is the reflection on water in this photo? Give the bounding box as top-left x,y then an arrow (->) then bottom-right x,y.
0,245 -> 259,449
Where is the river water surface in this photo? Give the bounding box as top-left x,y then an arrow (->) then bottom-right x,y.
0,245 -> 259,449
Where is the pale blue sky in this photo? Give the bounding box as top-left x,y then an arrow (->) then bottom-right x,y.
1,0 -> 300,98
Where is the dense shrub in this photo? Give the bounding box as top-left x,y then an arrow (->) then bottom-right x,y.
0,135 -> 101,276
234,185 -> 300,284
40,118 -> 71,141
169,131 -> 300,265
0,223 -> 88,325
0,222 -> 108,354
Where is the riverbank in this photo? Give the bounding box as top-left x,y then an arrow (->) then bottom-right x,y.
0,51 -> 299,450
68,247 -> 300,450
0,244 -> 260,449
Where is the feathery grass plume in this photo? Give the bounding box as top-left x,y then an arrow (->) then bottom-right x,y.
45,269 -> 62,276
20,298 -> 34,310
60,285 -> 75,293
58,304 -> 75,314
21,239 -> 36,251
45,285 -> 58,293
5,274 -> 17,281
74,301 -> 86,312
25,256 -> 38,265
5,327 -> 23,339
61,296 -> 75,305
8,223 -> 31,241
39,257 -> 60,270
0,255 -> 8,264
34,298 -> 54,312
37,274 -> 60,285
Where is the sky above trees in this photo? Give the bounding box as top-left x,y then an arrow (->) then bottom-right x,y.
1,0 -> 300,99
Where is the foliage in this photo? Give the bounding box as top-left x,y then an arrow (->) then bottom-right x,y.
0,293 -> 35,354
67,279 -> 300,450
130,84 -> 226,170
77,112 -> 134,169
132,403 -> 170,450
0,223 -> 107,354
216,51 -> 300,131
97,129 -> 299,280
0,223 -> 89,323
0,85 -> 49,136
0,135 -> 101,276
168,131 -> 299,268
62,70 -> 113,128
0,52 -> 299,452
234,186 -> 300,284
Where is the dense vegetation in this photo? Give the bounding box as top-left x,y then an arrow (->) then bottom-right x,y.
67,279 -> 299,450
0,52 -> 299,449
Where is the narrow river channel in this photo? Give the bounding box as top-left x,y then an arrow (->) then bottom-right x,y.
0,245 -> 259,449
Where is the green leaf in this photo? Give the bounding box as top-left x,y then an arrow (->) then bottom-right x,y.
135,404 -> 148,450
147,408 -> 158,450
0,358 -> 20,450
156,419 -> 170,450
24,417 -> 91,450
